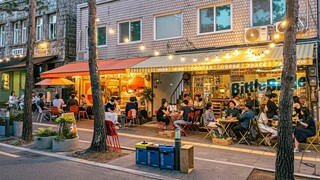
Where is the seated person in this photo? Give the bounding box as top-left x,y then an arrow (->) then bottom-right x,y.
66,94 -> 79,111
225,100 -> 240,119
52,94 -> 64,113
37,93 -> 51,120
125,97 -> 138,118
232,103 -> 254,142
174,100 -> 193,130
293,107 -> 316,153
156,100 -> 170,130
266,93 -> 279,120
193,95 -> 203,108
258,104 -> 277,146
104,97 -> 118,125
79,94 -> 87,111
204,102 -> 215,124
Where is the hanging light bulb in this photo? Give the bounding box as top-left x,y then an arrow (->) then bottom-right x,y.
193,57 -> 197,62
261,53 -> 265,58
205,56 -> 209,61
168,54 -> 173,60
233,50 -> 240,56
264,49 -> 270,54
225,53 -> 231,59
269,43 -> 275,48
281,20 -> 287,27
214,56 -> 220,61
274,33 -> 280,39
181,56 -> 185,62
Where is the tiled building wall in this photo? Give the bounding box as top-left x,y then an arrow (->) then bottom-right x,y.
77,0 -> 318,60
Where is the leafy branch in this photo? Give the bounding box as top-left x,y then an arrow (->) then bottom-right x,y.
0,0 -> 48,13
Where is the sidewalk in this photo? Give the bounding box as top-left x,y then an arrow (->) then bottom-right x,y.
31,119 -> 320,179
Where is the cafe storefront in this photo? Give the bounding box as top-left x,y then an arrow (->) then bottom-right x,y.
130,43 -> 317,117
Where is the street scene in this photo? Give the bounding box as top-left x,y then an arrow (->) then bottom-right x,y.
0,0 -> 320,179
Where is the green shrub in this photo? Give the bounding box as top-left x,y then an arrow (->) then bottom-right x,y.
34,128 -> 58,137
14,111 -> 24,122
54,116 -> 77,142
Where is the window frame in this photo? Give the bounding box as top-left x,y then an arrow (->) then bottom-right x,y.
85,25 -> 108,49
197,3 -> 233,35
250,0 -> 285,27
49,14 -> 57,40
117,19 -> 142,45
154,11 -> 183,41
13,22 -> 19,44
22,20 -> 27,43
0,25 -> 4,47
36,17 -> 43,41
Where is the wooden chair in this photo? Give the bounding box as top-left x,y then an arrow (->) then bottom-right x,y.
305,121 -> 320,152
180,112 -> 194,136
69,105 -> 79,121
50,106 -> 61,120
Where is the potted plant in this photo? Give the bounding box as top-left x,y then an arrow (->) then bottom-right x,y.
140,87 -> 155,118
52,116 -> 79,152
13,111 -> 24,137
34,128 -> 58,149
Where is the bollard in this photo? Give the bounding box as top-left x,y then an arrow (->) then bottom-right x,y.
5,110 -> 10,137
174,129 -> 181,171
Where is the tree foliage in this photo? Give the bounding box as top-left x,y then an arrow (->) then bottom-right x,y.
0,0 -> 47,13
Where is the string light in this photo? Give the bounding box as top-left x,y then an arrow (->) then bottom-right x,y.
274,34 -> 280,39
181,56 -> 185,62
13,55 -> 17,58
214,56 -> 220,61
281,21 -> 287,27
205,56 -> 209,61
264,49 -> 270,54
269,43 -> 275,48
168,55 -> 173,60
225,53 -> 231,59
193,57 -> 197,62
154,50 -> 159,56
233,50 -> 240,56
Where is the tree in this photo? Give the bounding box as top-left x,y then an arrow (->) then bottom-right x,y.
0,0 -> 47,13
275,0 -> 299,179
87,0 -> 107,151
21,0 -> 36,142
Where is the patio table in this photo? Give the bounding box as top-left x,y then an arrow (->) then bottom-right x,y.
168,113 -> 181,130
217,118 -> 238,138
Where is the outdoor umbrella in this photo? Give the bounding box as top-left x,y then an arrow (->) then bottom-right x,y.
35,78 -> 75,86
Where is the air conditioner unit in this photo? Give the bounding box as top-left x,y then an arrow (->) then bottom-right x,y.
244,26 -> 270,43
77,51 -> 88,61
275,21 -> 286,33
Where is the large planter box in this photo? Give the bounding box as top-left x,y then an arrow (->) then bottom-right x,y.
52,136 -> 79,152
34,136 -> 56,149
13,121 -> 23,137
0,125 -> 13,136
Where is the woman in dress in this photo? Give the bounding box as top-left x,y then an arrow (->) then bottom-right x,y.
293,107 -> 316,152
258,104 -> 278,146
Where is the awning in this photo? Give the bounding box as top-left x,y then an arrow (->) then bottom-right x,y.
130,43 -> 314,73
0,56 -> 57,72
40,57 -> 149,78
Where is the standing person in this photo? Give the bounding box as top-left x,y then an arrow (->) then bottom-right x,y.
66,94 -> 79,111
156,100 -> 170,130
266,93 -> 279,120
258,104 -> 278,146
232,93 -> 240,108
104,97 -> 119,125
232,103 -> 254,142
52,94 -> 64,113
38,93 -> 51,120
174,100 -> 193,131
79,95 -> 87,111
293,107 -> 316,152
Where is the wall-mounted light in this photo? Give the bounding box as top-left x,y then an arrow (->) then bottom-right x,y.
168,55 -> 173,60
154,50 -> 159,56
108,28 -> 115,34
139,45 -> 145,51
39,41 -> 48,49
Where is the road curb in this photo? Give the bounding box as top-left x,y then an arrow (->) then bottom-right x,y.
0,143 -> 177,180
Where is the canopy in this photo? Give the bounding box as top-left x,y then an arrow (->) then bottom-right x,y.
130,43 -> 314,73
0,56 -> 57,72
40,57 -> 149,78
35,78 -> 75,86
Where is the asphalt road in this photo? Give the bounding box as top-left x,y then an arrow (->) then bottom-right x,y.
0,146 -> 155,180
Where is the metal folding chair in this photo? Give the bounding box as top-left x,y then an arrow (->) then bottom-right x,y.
155,110 -> 166,131
203,115 -> 215,139
237,119 -> 254,146
179,112 -> 194,136
305,121 -> 320,152
255,118 -> 271,146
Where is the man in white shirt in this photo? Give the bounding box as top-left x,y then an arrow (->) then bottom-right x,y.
52,94 -> 64,113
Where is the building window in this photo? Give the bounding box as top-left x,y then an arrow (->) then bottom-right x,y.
199,4 -> 232,34
155,13 -> 182,40
36,17 -> 43,41
252,0 -> 286,26
0,25 -> 4,46
49,14 -> 56,39
118,20 -> 141,44
13,22 -> 19,44
86,26 -> 107,48
22,20 -> 27,43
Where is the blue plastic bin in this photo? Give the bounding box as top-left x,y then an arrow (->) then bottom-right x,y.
135,141 -> 153,165
159,145 -> 175,170
147,146 -> 160,167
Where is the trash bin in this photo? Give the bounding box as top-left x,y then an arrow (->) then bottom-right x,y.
147,145 -> 160,167
160,145 -> 175,170
135,141 -> 153,165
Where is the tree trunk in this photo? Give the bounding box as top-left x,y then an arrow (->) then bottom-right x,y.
275,0 -> 299,179
22,0 -> 36,141
88,0 -> 107,151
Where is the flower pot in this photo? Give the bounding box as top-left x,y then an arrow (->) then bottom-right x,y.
13,121 -> 23,137
34,136 -> 56,149
0,125 -> 13,136
52,136 -> 79,152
